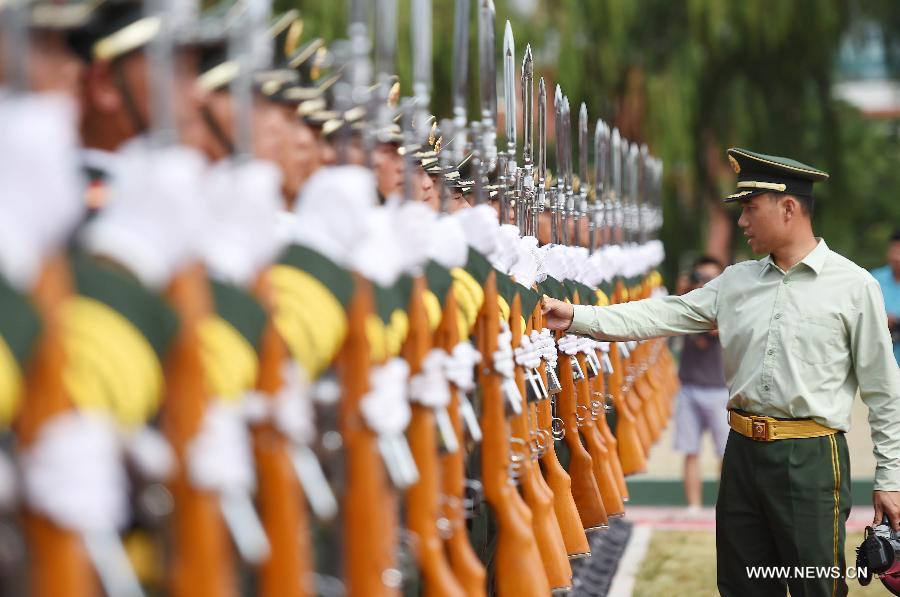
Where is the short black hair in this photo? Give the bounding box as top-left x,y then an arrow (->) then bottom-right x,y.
795,195 -> 815,218
890,230 -> 900,243
693,255 -> 724,271
770,193 -> 814,217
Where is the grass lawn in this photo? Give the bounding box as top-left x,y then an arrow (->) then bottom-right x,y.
632,531 -> 887,596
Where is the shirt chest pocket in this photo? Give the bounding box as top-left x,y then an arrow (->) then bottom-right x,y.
790,315 -> 846,365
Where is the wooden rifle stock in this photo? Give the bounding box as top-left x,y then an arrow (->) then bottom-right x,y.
632,344 -> 664,443
569,289 -> 623,518
251,273 -> 311,597
555,330 -> 608,531
589,371 -> 628,502
531,309 -> 590,559
402,277 -> 466,597
609,283 -> 651,472
433,289 -> 487,596
643,340 -> 674,422
607,340 -> 647,476
617,340 -> 652,453
478,272 -> 550,597
638,280 -> 673,441
338,276 -> 398,597
17,255 -> 98,597
573,352 -> 624,518
163,264 -> 237,597
509,295 -> 572,591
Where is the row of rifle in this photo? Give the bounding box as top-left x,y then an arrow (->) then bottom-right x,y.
0,0 -> 677,595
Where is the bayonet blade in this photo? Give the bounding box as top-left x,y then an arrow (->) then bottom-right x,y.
579,103 -> 588,192
553,86 -> 564,245
611,127 -> 622,199
438,118 -> 454,213
375,0 -> 398,83
3,0 -> 29,91
347,0 -> 372,103
412,0 -> 432,138
536,77 -> 547,239
537,77 -> 547,182
479,0 -> 497,125
412,0 -> 431,99
638,143 -> 649,243
563,96 -> 572,192
478,0 -> 497,169
593,120 -> 604,198
521,44 -> 533,166
471,121 -> 486,205
451,0 -> 470,129
563,96 -> 573,245
349,0 -> 366,25
503,20 -> 516,148
554,85 -> 564,193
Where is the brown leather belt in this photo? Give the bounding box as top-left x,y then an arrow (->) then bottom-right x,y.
727,410 -> 838,442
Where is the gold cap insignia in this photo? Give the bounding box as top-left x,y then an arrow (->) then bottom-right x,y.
728,154 -> 741,174
285,20 -> 303,56
311,47 -> 327,81
388,81 -> 401,107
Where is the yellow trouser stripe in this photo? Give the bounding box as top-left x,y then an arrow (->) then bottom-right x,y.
829,434 -> 839,597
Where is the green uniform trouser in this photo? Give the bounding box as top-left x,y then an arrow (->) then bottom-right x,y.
716,430 -> 851,597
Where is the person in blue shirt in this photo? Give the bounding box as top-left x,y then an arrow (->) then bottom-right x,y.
871,230 -> 900,364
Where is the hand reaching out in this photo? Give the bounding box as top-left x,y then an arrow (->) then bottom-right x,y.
541,296 -> 574,331
874,490 -> 900,531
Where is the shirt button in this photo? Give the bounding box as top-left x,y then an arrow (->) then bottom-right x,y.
782,278 -> 789,285
774,313 -> 783,320
767,349 -> 774,355
764,385 -> 770,391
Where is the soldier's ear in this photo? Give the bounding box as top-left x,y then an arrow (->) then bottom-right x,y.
780,194 -> 797,221
84,60 -> 123,113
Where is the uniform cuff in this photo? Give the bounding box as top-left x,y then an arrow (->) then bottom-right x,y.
568,305 -> 595,336
874,466 -> 900,492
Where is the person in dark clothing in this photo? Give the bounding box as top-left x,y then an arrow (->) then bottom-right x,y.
674,256 -> 728,512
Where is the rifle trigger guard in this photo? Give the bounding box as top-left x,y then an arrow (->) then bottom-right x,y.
575,404 -> 590,426
551,417 -> 566,440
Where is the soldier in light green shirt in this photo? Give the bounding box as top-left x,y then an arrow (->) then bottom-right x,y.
543,148 -> 900,597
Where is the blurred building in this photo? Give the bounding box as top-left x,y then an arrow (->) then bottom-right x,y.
834,19 -> 900,119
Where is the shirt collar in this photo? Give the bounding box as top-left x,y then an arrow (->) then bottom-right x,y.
759,238 -> 829,277
800,238 -> 829,275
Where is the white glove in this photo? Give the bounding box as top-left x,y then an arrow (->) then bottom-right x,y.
427,215 -> 469,270
187,401 -> 256,494
360,358 -> 412,436
349,207 -> 406,287
0,92 -> 83,290
21,412 -> 129,533
82,140 -> 209,289
392,201 -> 437,275
293,166 -> 378,267
455,204 -> 500,257
491,224 -> 523,273
203,159 -> 285,286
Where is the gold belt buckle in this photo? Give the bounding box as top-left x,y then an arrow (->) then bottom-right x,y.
751,417 -> 771,441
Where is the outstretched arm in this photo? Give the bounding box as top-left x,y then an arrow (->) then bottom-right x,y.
542,276 -> 721,340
